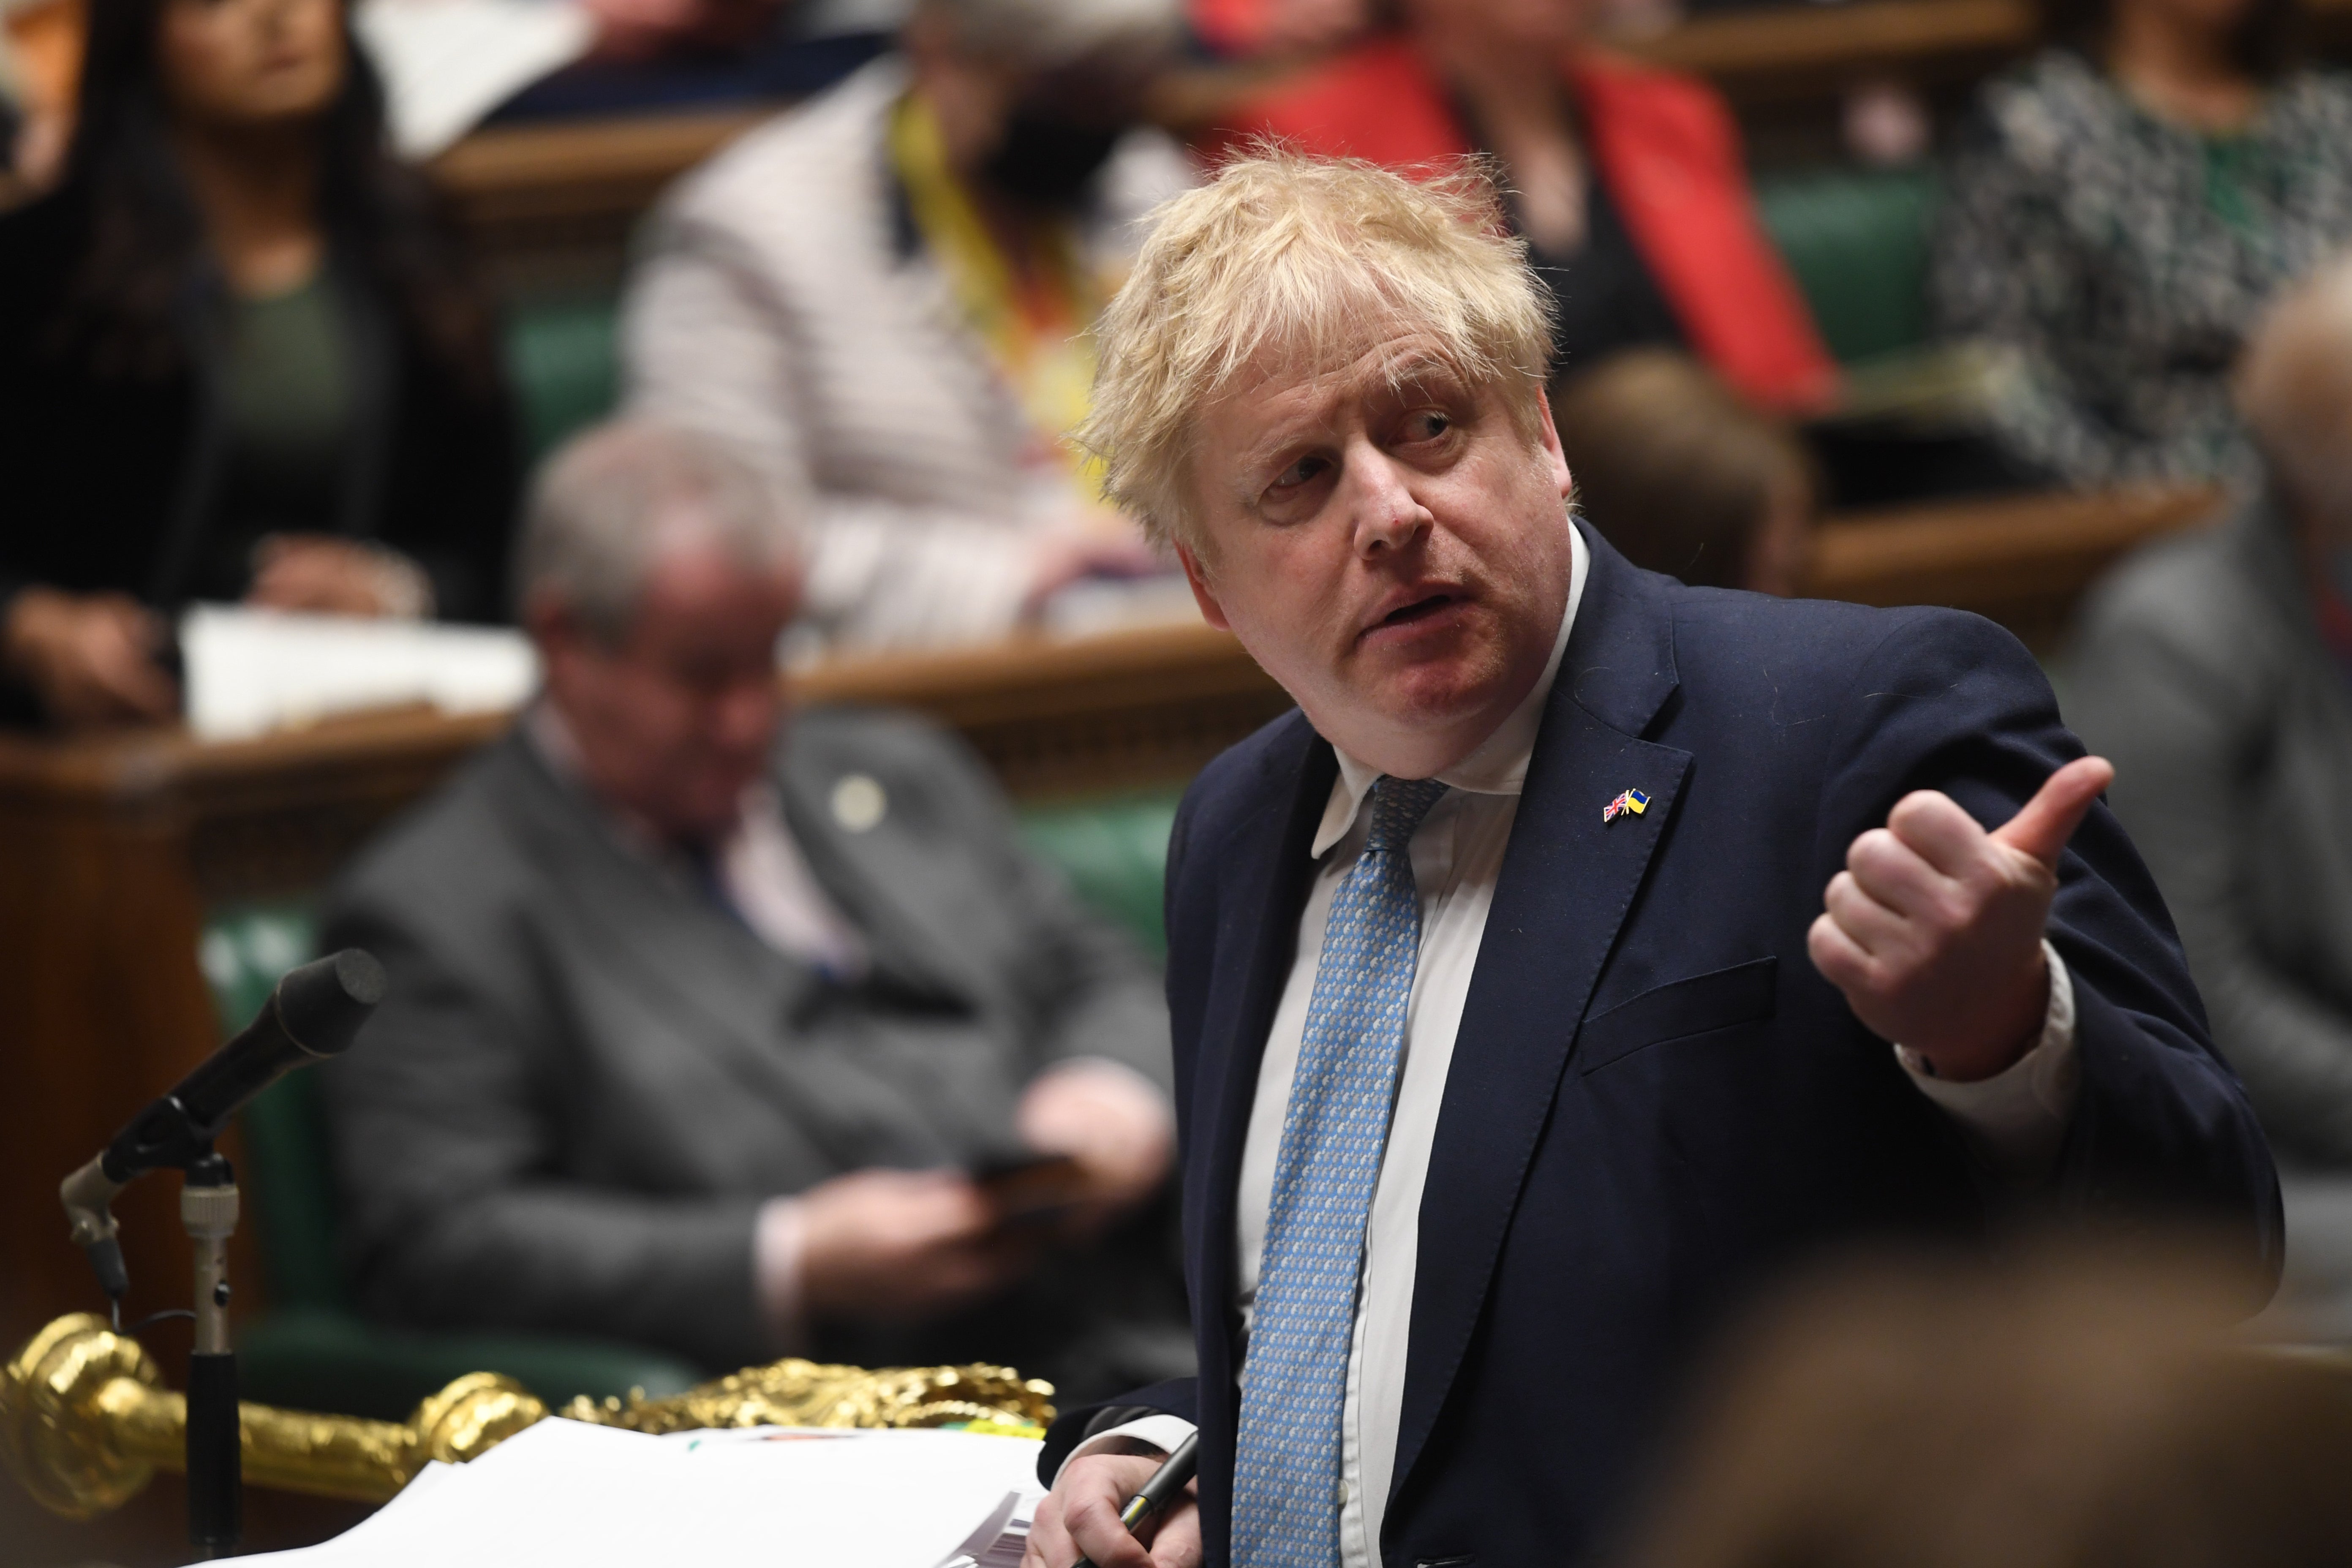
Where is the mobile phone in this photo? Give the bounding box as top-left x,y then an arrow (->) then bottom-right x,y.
970,1152 -> 1088,1222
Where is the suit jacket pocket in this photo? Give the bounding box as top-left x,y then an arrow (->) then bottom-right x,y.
1575,957 -> 1778,1075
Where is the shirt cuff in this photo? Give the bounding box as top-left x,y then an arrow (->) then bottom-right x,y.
753,1195 -> 809,1353
1054,1415 -> 1200,1481
1895,939 -> 2082,1186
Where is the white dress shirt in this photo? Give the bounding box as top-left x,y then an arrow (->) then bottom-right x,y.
1068,527 -> 2085,1568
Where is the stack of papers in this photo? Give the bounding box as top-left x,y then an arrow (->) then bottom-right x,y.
180,604 -> 539,741
227,1419 -> 1047,1567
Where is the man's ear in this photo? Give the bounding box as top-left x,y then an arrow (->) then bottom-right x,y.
522,588 -> 571,653
1174,542 -> 1230,632
524,591 -> 597,700
1535,387 -> 1573,501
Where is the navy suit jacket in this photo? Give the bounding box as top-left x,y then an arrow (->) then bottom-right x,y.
1044,523 -> 2281,1568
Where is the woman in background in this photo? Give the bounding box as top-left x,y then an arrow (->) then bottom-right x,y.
1933,0 -> 2352,490
1195,0 -> 1838,412
0,0 -> 519,728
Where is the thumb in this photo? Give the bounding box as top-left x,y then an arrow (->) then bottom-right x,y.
1990,755 -> 2116,871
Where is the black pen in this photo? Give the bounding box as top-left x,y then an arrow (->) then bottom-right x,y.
1072,1430 -> 1200,1568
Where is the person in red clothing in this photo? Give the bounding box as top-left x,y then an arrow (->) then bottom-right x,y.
1195,0 -> 1837,412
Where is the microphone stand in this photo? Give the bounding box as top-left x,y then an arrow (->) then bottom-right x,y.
182,1148 -> 241,1558
62,1138 -> 247,1555
57,949 -> 383,1560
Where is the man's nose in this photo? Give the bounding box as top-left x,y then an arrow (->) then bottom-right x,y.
1344,446 -> 1432,558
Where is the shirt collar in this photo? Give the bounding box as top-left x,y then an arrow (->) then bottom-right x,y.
524,698 -> 729,863
1312,524 -> 1588,857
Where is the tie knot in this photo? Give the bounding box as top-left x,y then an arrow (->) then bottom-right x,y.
1366,776 -> 1448,855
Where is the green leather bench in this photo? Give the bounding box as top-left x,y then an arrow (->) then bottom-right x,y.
207,792 -> 1180,1418
506,292 -> 623,464
1752,166 -> 1940,368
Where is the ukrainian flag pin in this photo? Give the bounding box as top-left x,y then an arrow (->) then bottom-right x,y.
1602,787 -> 1651,824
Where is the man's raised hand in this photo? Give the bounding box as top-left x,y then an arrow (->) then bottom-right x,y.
1808,756 -> 2115,1081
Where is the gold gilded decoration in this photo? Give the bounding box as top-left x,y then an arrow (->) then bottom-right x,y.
561,1357 -> 1054,1436
0,1313 -> 167,1519
409,1371 -> 552,1465
3,1314 -> 1052,1518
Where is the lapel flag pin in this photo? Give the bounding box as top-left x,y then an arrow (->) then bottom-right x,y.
1602,787 -> 1651,824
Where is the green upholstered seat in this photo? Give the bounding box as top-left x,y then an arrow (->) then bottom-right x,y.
1015,793 -> 1181,963
202,792 -> 1182,1418
503,293 -> 623,464
1752,166 -> 1942,366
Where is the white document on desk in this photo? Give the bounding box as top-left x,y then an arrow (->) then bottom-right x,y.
218,1419 -> 1047,1567
354,0 -> 594,158
180,603 -> 539,741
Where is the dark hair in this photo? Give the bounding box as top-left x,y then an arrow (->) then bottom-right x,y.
1554,350 -> 1813,593
2043,0 -> 2303,83
56,0 -> 498,388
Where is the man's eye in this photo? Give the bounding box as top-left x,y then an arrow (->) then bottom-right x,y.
1402,411 -> 1452,442
1271,455 -> 1330,489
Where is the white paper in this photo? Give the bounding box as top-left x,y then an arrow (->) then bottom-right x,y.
1039,571 -> 1202,640
354,0 -> 595,158
179,602 -> 539,740
215,1420 -> 1048,1567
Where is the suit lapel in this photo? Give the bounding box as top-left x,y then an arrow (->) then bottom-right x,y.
481,735 -> 893,1173
774,749 -> 998,1011
1389,528 -> 1692,1500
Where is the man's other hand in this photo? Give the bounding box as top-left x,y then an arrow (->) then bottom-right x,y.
2,587 -> 178,727
1017,1061 -> 1176,1227
1808,756 -> 2114,1081
1024,1451 -> 1201,1568
1022,523 -> 1165,618
248,535 -> 431,618
798,1168 -> 1031,1321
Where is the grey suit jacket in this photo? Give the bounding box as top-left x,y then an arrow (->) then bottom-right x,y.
318,705 -> 1171,1372
2070,498 -> 2352,1164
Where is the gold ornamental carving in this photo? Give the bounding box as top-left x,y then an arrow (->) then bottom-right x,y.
2,1313 -> 1054,1518
559,1356 -> 1053,1437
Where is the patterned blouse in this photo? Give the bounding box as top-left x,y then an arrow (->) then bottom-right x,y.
1932,49 -> 2352,489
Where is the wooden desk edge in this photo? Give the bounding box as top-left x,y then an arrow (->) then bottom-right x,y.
0,484 -> 2229,803
0,622 -> 1274,804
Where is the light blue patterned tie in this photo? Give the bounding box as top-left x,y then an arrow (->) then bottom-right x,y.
1232,774 -> 1450,1568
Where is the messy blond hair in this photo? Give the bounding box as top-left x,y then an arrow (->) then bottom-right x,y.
1075,149 -> 1555,550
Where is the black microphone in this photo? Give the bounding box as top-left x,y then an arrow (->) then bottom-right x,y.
61,949 -> 384,1300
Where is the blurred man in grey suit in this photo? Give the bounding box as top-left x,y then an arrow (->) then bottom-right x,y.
320,422 -> 1187,1396
2072,259 -> 2352,1335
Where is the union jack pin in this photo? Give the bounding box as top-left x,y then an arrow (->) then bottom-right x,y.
1602,787 -> 1651,824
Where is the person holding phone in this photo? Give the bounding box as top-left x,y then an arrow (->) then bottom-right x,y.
318,422 -> 1191,1402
